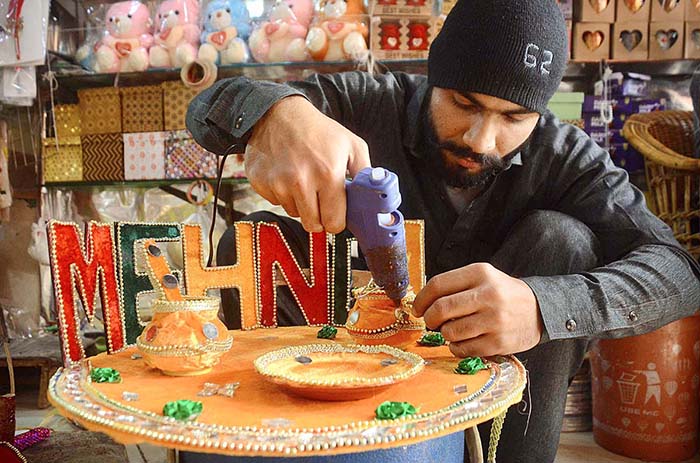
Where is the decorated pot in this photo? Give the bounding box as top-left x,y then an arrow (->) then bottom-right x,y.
136,296 -> 232,376
345,282 -> 424,348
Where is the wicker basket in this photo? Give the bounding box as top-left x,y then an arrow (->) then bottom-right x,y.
622,110 -> 700,259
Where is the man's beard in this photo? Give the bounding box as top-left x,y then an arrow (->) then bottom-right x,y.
424,109 -> 522,190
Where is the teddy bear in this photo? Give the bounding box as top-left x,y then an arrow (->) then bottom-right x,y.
94,0 -> 153,73
407,22 -> 429,50
248,0 -> 314,63
149,0 -> 200,68
198,0 -> 251,65
379,22 -> 401,50
306,0 -> 368,62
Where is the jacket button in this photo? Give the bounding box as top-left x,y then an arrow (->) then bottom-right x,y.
234,115 -> 244,129
628,311 -> 638,322
565,319 -> 577,332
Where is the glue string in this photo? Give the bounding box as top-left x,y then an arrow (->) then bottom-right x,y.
516,369 -> 533,436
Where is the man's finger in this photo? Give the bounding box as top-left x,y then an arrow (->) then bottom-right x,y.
318,174 -> 346,234
448,335 -> 499,359
413,267 -> 483,317
294,186 -> 323,233
347,138 -> 371,177
438,312 -> 487,343
422,291 -> 481,330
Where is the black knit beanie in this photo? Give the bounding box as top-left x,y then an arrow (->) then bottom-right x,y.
428,0 -> 568,114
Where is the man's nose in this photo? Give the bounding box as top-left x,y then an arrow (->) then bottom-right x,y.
463,115 -> 497,155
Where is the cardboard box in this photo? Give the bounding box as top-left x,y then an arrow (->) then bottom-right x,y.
583,96 -> 666,113
651,0 -> 685,21
82,133 -> 124,182
589,128 -> 628,145
584,112 -> 630,131
165,130 -> 219,179
649,21 -> 685,59
572,22 -> 611,60
609,143 -> 645,171
370,16 -> 444,60
42,137 -> 83,183
548,92 -> 585,120
121,85 -> 164,133
558,0 -> 574,19
575,0 -> 616,22
594,72 -> 650,97
685,21 -> 700,57
686,0 -> 700,20
612,22 -> 649,60
52,104 -> 81,138
78,87 -> 122,135
123,132 -> 166,180
370,0 -> 436,16
616,0 -> 651,22
162,81 -> 198,131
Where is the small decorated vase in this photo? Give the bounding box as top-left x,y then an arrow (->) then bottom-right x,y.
345,282 -> 425,348
136,296 -> 232,376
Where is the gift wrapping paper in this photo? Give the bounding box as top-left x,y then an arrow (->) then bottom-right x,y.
165,130 -> 218,179
78,87 -> 122,135
121,85 -> 164,133
53,104 -> 81,138
123,132 -> 166,180
43,137 -> 83,183
82,133 -> 125,182
162,81 -> 198,131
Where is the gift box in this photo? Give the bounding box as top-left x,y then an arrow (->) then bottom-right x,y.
42,137 -> 83,183
651,0 -> 685,21
162,81 -> 199,131
165,130 -> 219,179
548,92 -> 584,120
572,23 -> 611,60
583,96 -> 666,114
123,132 -> 166,180
649,21 -> 684,59
687,0 -> 700,20
584,113 -> 629,132
594,72 -> 650,97
590,129 -> 628,146
684,21 -> 700,57
78,87 -> 122,135
52,104 -> 81,138
612,23 -> 649,60
121,86 -> 164,133
82,133 -> 124,182
575,0 -> 616,22
558,0 -> 574,19
370,0 -> 436,17
616,0 -> 651,22
609,143 -> 645,172
370,16 -> 444,60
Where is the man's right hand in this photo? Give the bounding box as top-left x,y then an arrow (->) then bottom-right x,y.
245,96 -> 371,234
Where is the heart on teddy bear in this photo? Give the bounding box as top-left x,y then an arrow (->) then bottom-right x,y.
624,0 -> 645,13
210,31 -> 227,46
655,29 -> 678,49
620,30 -> 642,51
327,22 -> 345,34
658,0 -> 679,12
589,0 -> 610,13
265,23 -> 280,35
583,31 -> 605,51
115,42 -> 132,57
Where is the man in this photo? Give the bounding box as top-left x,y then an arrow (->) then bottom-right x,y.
187,0 -> 700,461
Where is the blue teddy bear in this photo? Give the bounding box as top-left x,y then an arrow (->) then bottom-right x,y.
197,0 -> 251,64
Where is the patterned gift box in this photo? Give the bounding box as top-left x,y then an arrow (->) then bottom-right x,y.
123,132 -> 166,180
53,104 -> 81,138
162,81 -> 198,131
82,133 -> 124,182
121,86 -> 164,133
165,130 -> 219,179
42,137 -> 83,183
78,87 -> 122,135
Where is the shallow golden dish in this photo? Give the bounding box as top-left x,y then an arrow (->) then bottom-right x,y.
254,343 -> 424,401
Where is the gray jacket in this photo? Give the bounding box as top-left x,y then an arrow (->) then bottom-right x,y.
187,71 -> 700,342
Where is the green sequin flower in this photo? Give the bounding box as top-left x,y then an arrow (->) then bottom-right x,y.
418,332 -> 445,347
317,325 -> 338,339
163,400 -> 203,421
375,401 -> 417,420
454,357 -> 487,375
90,367 -> 122,383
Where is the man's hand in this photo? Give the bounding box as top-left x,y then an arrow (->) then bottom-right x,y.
412,263 -> 544,358
245,96 -> 371,234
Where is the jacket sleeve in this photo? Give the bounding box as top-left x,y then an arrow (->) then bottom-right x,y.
185,71 -> 412,155
523,122 -> 700,341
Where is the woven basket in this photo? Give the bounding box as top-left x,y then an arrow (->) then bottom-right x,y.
162,81 -> 198,131
622,110 -> 700,259
78,87 -> 122,135
121,85 -> 164,133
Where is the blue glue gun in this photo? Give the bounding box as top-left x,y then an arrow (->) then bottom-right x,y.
346,167 -> 410,305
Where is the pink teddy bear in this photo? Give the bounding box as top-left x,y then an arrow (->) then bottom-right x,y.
149,0 -> 200,68
95,0 -> 153,73
248,0 -> 315,63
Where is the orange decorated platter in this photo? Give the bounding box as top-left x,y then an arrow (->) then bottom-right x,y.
254,344 -> 424,401
48,326 -> 526,457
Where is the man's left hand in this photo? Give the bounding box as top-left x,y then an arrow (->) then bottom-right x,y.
412,263 -> 544,358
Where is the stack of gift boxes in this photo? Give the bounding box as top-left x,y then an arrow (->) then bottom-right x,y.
369,0 -> 444,60
583,72 -> 665,173
42,82 -> 246,184
570,0 -> 700,60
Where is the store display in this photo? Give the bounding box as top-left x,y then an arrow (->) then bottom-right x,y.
149,0 -> 200,68
370,16 -> 443,59
684,21 -> 700,57
612,23 -> 649,59
164,130 -> 218,179
572,22 -> 611,60
52,105 -> 81,138
306,0 -> 369,61
82,133 -> 125,181
617,0 -> 651,22
575,0 -> 616,22
42,137 -> 83,183
120,85 -> 164,133
94,0 -> 154,73
198,0 -> 251,64
686,0 -> 700,19
649,21 -> 684,58
123,131 -> 166,180
162,81 -> 198,130
78,87 -> 122,135
248,0 -> 314,63
651,0 -> 685,21
370,0 -> 436,17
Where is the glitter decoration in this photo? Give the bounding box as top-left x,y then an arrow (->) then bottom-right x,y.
295,355 -> 313,364
90,367 -> 122,383
163,400 -> 203,421
202,322 -> 219,340
455,357 -> 487,375
418,332 -> 446,347
316,325 -> 337,339
197,382 -> 240,398
131,353 -> 143,360
453,384 -> 468,394
381,358 -> 399,367
375,401 -> 417,420
122,391 -> 139,401
13,427 -> 51,451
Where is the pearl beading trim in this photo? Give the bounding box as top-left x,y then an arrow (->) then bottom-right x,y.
136,335 -> 233,357
254,343 -> 424,386
150,296 -> 221,313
